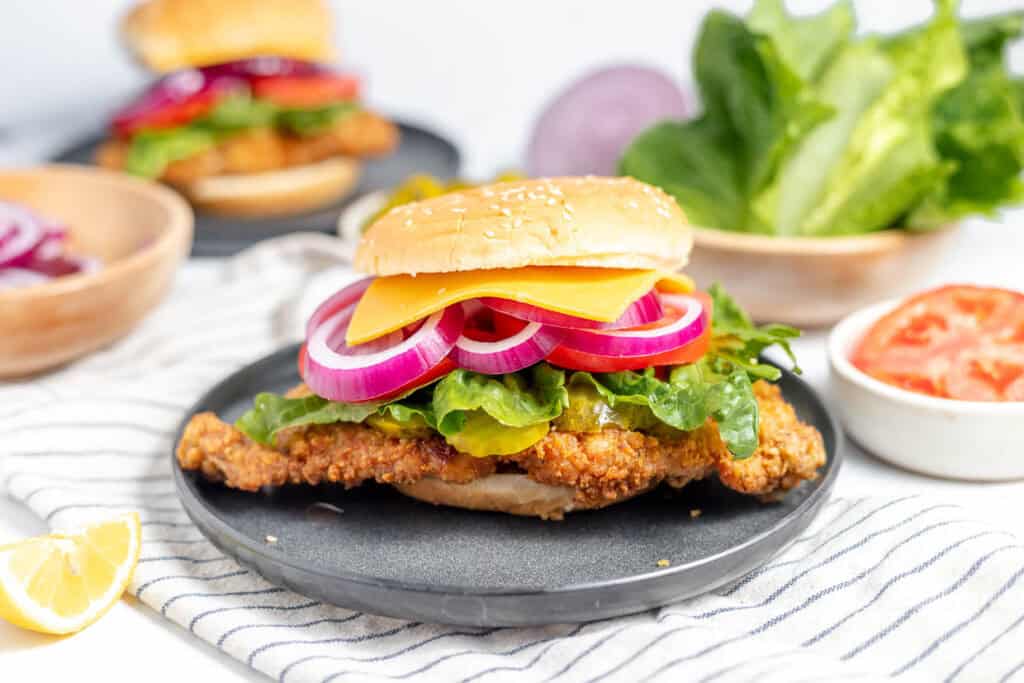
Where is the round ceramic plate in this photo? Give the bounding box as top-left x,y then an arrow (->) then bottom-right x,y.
54,122 -> 460,257
173,344 -> 842,627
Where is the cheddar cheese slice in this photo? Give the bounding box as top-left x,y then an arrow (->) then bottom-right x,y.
347,267 -> 694,345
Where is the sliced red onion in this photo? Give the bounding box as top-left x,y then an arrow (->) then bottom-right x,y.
558,294 -> 706,357
200,57 -> 322,80
305,277 -> 375,340
113,70 -> 247,136
0,268 -> 51,291
527,65 -> 687,177
481,289 -> 663,330
452,301 -> 566,375
0,202 -> 45,268
304,303 -> 464,403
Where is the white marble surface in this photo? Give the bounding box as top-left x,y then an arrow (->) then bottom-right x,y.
2,1 -> 1024,680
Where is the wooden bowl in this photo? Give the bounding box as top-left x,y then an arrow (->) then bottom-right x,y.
0,164 -> 193,377
685,225 -> 960,327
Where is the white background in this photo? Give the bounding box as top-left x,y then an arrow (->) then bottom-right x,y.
2,1 -> 1024,681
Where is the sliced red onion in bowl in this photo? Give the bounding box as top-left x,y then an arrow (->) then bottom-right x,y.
0,268 -> 51,291
558,294 -> 706,357
481,289 -> 663,330
304,302 -> 464,403
305,277 -> 375,340
452,301 -> 566,374
0,202 -> 45,268
527,65 -> 687,177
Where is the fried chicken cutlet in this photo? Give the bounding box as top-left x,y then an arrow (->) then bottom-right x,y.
177,382 -> 825,517
97,110 -> 398,185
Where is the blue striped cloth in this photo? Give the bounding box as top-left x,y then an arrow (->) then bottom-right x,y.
2,235 -> 1023,683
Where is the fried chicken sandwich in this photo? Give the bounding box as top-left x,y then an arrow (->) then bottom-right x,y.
98,0 -> 398,216
177,176 -> 826,518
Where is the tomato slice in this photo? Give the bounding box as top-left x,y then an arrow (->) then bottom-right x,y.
852,285 -> 1024,401
113,89 -> 223,136
546,292 -> 712,372
252,74 -> 360,108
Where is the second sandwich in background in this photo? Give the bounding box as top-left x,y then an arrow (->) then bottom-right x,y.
98,0 -> 399,217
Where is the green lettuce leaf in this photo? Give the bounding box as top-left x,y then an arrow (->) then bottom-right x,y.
619,10 -> 832,232
431,364 -> 568,435
124,127 -> 217,178
747,0 -> 854,81
123,96 -> 359,178
907,10 -> 1024,228
235,392 -> 384,445
277,103 -> 358,136
706,283 -> 800,380
763,0 -> 965,235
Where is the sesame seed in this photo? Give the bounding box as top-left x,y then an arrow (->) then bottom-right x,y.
513,217 -> 523,227
500,208 -> 512,217
562,210 -> 573,220
490,204 -> 500,211
656,208 -> 671,219
485,230 -> 495,237
547,198 -> 557,206
437,287 -> 447,294
423,207 -> 433,216
627,200 -> 639,209
452,207 -> 466,214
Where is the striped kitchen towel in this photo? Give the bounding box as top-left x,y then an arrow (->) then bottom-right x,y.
2,234 -> 1023,683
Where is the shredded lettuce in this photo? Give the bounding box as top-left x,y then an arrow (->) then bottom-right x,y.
620,0 -> 1024,235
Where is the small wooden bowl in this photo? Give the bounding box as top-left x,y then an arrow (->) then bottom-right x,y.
685,225 -> 960,327
0,164 -> 193,377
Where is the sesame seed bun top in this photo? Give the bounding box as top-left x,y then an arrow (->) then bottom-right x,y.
354,176 -> 692,276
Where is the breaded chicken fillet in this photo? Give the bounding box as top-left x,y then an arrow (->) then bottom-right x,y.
177,382 -> 825,519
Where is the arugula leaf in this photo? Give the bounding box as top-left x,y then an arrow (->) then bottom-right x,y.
619,10 -> 831,232
706,283 -> 800,380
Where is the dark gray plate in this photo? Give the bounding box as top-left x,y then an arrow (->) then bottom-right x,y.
173,345 -> 841,627
54,122 -> 460,257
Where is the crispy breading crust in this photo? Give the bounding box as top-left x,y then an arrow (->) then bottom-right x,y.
96,111 -> 398,184
177,381 -> 825,512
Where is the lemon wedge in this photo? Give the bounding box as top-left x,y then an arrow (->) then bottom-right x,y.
0,513 -> 141,635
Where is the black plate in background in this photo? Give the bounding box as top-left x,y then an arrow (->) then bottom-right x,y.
54,122 -> 460,257
172,345 -> 842,627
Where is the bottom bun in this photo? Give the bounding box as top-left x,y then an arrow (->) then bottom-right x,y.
183,158 -> 362,217
395,474 -> 578,520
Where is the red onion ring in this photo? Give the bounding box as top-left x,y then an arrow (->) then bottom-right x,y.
480,289 -> 663,330
0,202 -> 45,268
558,294 -> 706,357
199,57 -> 322,80
452,301 -> 566,374
305,277 -> 374,340
0,268 -> 51,291
112,70 -> 247,136
304,302 -> 464,403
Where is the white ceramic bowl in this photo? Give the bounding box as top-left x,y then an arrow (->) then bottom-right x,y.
828,300 -> 1024,481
